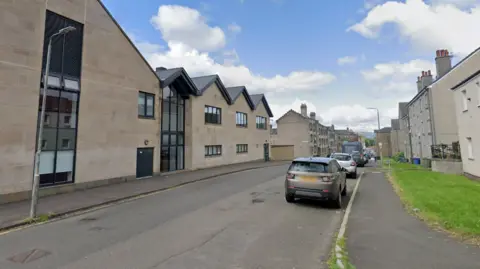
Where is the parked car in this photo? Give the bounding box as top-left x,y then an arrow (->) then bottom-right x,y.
330,153 -> 357,178
284,157 -> 347,208
351,151 -> 366,167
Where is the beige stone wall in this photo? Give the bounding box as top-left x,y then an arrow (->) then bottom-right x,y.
188,83 -> 270,169
376,132 -> 392,158
0,0 -> 161,195
275,113 -> 310,157
270,145 -> 294,161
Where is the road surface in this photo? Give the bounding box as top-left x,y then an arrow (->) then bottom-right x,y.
0,165 -> 360,269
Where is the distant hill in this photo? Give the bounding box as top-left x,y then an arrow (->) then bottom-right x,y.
358,132 -> 375,139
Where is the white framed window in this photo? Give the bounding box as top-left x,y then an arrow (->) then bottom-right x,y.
467,137 -> 474,159
462,89 -> 468,111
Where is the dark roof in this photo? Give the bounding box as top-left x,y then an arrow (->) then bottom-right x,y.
408,46 -> 480,106
225,86 -> 255,110
293,157 -> 332,164
190,74 -> 232,104
451,69 -> 480,90
250,94 -> 274,117
155,67 -> 199,95
399,102 -> 408,118
374,127 -> 392,133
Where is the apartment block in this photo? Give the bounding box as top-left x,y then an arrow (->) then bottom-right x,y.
335,128 -> 359,143
0,0 -> 273,201
398,102 -> 410,156
451,69 -> 480,177
275,104 -> 332,157
390,119 -> 402,155
406,48 -> 480,159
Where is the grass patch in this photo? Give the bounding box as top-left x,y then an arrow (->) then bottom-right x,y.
328,237 -> 356,269
22,212 -> 54,224
389,166 -> 480,243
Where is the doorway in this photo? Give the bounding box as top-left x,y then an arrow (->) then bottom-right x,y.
136,147 -> 154,178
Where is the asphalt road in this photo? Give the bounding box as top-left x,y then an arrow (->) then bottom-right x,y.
0,165 -> 360,269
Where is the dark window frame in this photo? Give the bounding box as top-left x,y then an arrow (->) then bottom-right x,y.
138,91 -> 155,119
236,112 -> 248,127
204,105 -> 222,124
236,144 -> 248,153
256,116 -> 267,130
205,145 -> 222,157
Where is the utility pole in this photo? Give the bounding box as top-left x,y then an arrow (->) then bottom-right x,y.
30,26 -> 76,218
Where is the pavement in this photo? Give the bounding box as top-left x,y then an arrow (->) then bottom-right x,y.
346,170 -> 480,269
0,161 -> 290,231
0,165 -> 359,269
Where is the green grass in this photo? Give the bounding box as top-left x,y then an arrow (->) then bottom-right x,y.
390,167 -> 480,241
328,237 -> 356,269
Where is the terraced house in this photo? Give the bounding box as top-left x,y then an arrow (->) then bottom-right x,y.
0,0 -> 273,203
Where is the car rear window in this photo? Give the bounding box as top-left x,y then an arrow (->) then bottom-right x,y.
289,161 -> 328,173
332,154 -> 351,161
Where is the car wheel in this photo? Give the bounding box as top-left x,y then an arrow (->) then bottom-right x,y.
285,193 -> 295,203
333,190 -> 342,208
341,184 -> 347,196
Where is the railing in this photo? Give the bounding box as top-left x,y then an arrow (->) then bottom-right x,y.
431,142 -> 461,160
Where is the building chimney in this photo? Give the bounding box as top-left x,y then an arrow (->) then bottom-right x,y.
435,49 -> 452,78
421,70 -> 433,88
300,103 -> 307,117
416,76 -> 422,92
309,112 -> 316,120
156,67 -> 167,72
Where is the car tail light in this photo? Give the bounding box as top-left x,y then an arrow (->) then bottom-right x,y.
351,161 -> 356,166
286,173 -> 295,179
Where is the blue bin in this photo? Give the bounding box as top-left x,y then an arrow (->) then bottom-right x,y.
413,158 -> 421,165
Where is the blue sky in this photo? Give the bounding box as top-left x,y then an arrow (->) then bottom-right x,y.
102,0 -> 480,131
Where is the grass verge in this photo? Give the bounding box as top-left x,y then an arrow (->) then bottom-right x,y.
328,236 -> 356,269
387,162 -> 480,244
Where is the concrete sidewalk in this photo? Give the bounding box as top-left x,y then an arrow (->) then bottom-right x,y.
0,161 -> 289,231
346,171 -> 480,269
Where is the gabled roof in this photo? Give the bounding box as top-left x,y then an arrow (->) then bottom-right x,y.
191,74 -> 232,104
276,109 -> 307,123
375,127 -> 392,133
226,86 -> 255,110
155,67 -> 199,95
250,94 -> 274,117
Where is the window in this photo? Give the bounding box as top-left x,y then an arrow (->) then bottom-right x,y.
205,106 -> 221,124
61,139 -> 70,149
64,115 -> 71,125
236,112 -> 247,127
205,145 -> 222,157
138,92 -> 155,118
288,161 -> 328,173
256,116 -> 267,129
462,89 -> 468,111
236,144 -> 248,153
467,137 -> 474,159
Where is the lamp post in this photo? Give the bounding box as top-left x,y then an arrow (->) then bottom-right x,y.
30,26 -> 76,218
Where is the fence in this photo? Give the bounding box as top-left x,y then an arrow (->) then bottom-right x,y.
431,141 -> 461,160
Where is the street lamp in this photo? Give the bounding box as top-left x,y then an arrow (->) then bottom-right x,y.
30,26 -> 76,218
367,107 -> 380,131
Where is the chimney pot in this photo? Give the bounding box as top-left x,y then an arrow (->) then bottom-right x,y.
427,70 -> 431,76
445,50 -> 449,56
436,50 -> 440,57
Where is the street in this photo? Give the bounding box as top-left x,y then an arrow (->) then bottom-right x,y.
0,165 -> 360,269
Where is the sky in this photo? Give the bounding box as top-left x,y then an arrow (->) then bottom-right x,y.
102,0 -> 480,131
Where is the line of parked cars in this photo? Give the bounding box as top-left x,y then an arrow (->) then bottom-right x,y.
284,152 -> 364,208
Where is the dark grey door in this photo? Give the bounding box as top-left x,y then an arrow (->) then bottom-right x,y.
263,143 -> 270,161
136,147 -> 154,178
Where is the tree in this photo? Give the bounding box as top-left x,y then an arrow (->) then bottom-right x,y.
365,138 -> 375,147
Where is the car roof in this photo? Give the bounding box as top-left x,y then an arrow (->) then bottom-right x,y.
331,153 -> 350,156
293,157 -> 332,163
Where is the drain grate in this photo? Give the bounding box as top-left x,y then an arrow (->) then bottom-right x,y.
251,198 -> 265,204
8,249 -> 51,264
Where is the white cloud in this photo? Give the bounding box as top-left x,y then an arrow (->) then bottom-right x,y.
361,59 -> 434,81
222,49 -> 240,65
227,23 -> 242,33
429,0 -> 480,9
337,56 -> 358,65
348,0 -> 480,57
150,5 -> 226,51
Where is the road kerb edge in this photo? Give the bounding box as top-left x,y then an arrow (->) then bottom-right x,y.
0,163 -> 288,235
333,171 -> 364,269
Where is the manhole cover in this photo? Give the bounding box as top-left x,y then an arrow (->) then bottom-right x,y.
8,249 -> 51,264
251,198 -> 265,204
79,217 -> 97,222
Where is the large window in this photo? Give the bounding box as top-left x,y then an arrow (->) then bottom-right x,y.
236,112 -> 247,127
161,86 -> 185,172
256,116 -> 267,129
37,11 -> 83,186
138,92 -> 155,118
205,145 -> 222,157
236,144 -> 248,153
205,106 -> 222,124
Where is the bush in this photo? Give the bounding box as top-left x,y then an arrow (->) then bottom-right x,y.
392,152 -> 405,162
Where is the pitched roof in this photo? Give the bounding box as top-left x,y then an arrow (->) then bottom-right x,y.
226,86 -> 255,110
250,94 -> 274,117
155,67 -> 199,95
190,74 -> 232,104
375,127 -> 392,133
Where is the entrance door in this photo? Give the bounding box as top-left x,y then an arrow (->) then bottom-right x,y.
263,143 -> 270,161
136,147 -> 153,178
